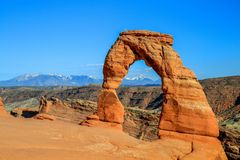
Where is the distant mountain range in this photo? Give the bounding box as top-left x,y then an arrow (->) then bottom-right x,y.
0,74 -> 161,86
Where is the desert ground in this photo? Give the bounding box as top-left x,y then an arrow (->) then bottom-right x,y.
0,116 -> 226,160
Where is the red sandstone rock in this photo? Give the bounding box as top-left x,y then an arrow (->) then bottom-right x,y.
81,30 -> 226,159
0,97 -> 8,116
97,89 -> 124,124
34,96 -> 58,121
39,96 -> 51,113
159,130 -> 227,159
93,30 -> 219,137
34,113 -> 56,121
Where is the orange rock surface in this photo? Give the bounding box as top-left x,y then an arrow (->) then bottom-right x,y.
39,96 -> 52,113
34,113 -> 56,121
0,117 -> 227,160
88,30 -> 219,137
0,97 -> 8,116
97,89 -> 124,124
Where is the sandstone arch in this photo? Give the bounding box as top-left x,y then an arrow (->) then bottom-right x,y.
86,30 -> 219,138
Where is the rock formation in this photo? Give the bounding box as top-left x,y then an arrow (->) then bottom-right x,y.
219,127 -> 240,159
82,30 -> 227,159
11,107 -> 38,118
34,96 -> 56,121
84,30 -> 218,135
0,97 -> 8,116
35,96 -> 97,122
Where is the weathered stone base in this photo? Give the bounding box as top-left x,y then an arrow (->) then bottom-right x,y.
97,89 -> 124,124
159,130 -> 227,160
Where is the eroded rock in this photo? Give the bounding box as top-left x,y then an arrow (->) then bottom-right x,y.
82,30 -> 227,159
34,96 -> 61,121
88,30 -> 218,136
35,96 -> 97,122
0,97 -> 8,116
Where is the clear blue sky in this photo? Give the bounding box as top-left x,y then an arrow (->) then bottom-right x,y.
0,0 -> 239,80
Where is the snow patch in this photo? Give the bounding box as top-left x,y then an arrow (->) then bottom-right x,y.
15,73 -> 40,81
125,74 -> 150,80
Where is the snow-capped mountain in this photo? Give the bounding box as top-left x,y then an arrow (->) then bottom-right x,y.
123,74 -> 160,86
0,74 -> 99,86
0,74 -> 161,86
15,73 -> 41,81
124,74 -> 147,80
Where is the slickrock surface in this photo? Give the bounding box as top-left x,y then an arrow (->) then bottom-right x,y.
34,113 -> 56,121
0,117 -> 226,160
0,97 -> 8,116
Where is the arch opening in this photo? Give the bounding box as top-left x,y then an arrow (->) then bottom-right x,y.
116,60 -> 164,140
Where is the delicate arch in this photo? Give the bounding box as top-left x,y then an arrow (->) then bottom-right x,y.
95,30 -> 218,137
